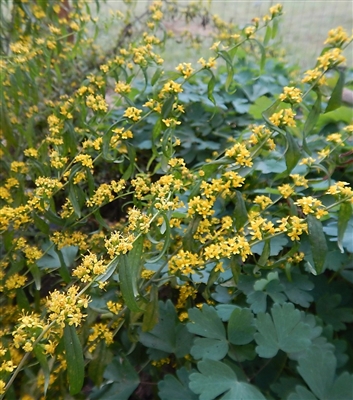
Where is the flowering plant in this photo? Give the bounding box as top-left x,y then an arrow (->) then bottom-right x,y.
0,1 -> 352,399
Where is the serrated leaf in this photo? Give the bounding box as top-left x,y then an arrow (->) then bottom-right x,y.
238,274 -> 286,314
64,324 -> 84,395
187,304 -> 226,340
228,308 -> 256,345
325,69 -> 344,113
98,356 -> 139,400
191,337 -> 229,361
280,271 -> 314,308
255,303 -> 312,358
328,372 -> 353,399
316,293 -> 353,331
297,345 -> 336,399
139,300 -> 193,357
158,367 -> 198,400
189,360 -> 266,400
337,202 -> 352,253
307,214 -> 328,274
288,385 -> 318,400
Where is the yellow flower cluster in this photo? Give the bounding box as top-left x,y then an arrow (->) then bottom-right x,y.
225,143 -> 253,167
254,195 -> 273,210
12,313 -> 44,353
86,180 -> 125,208
86,94 -> 108,113
105,231 -> 135,258
279,86 -> 303,104
175,62 -> 195,79
46,285 -> 89,328
295,196 -> 328,219
198,57 -> 217,69
269,109 -> 296,128
87,323 -> 114,353
124,106 -> 143,121
114,81 -> 131,94
326,181 -> 353,202
169,250 -> 203,275
72,252 -> 107,283
324,26 -> 351,47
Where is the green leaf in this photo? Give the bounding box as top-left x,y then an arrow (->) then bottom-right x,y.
325,69 -> 344,113
337,202 -> 352,253
191,337 -> 229,361
207,71 -> 216,105
280,270 -> 314,308
95,356 -> 139,400
297,345 -> 336,399
159,368 -> 198,400
33,344 -> 50,394
328,372 -> 353,399
187,304 -> 228,360
285,131 -> 301,173
119,255 -> 143,313
189,360 -> 266,400
302,92 -> 321,153
316,106 -> 352,131
139,300 -> 193,357
254,303 -> 312,358
32,212 -> 49,235
142,284 -> 159,332
122,143 -> 136,180
257,239 -> 271,267
234,190 -> 248,231
64,324 -> 84,395
288,386 -> 317,400
316,294 -> 353,331
96,257 -> 119,283
151,67 -> 163,86
272,18 -> 279,38
249,96 -> 273,120
252,39 -> 266,71
162,95 -> 176,118
187,304 -> 226,340
228,308 -> 256,345
88,341 -> 110,386
307,214 -> 328,274
263,25 -> 272,46
238,274 -> 286,313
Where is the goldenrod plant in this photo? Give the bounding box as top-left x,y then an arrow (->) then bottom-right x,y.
0,1 -> 352,399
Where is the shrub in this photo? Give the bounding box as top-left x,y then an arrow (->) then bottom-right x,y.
0,1 -> 352,399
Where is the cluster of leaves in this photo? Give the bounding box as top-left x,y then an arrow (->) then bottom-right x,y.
0,1 -> 352,399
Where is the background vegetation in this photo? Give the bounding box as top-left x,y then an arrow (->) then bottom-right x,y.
0,1 -> 352,399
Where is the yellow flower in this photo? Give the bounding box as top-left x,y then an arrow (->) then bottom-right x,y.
114,81 -> 131,94
175,63 -> 195,79
324,26 -> 350,47
124,107 -> 142,121
279,87 -> 302,104
278,184 -> 294,199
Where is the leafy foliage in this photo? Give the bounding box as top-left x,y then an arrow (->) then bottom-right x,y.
0,1 -> 352,399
